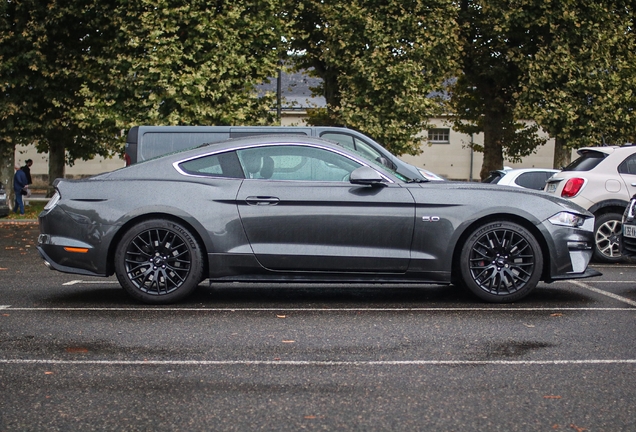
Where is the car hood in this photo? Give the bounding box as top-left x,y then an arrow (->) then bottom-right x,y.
420,181 -> 593,217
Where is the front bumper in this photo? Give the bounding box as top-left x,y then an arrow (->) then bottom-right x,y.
541,217 -> 601,282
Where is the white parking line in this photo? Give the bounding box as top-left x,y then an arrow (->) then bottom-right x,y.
63,280 -> 119,286
1,359 -> 635,366
586,281 -> 636,283
0,305 -> 10,309
568,280 -> 636,307
1,307 -> 635,312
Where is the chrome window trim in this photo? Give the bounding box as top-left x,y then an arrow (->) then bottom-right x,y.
172,142 -> 396,184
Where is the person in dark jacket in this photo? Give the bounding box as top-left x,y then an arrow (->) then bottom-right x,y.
21,159 -> 33,205
21,159 -> 33,185
13,168 -> 28,215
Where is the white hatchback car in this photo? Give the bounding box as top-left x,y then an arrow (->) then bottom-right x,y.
484,168 -> 560,191
544,145 -> 636,262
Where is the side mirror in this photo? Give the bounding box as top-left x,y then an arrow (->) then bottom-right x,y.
350,166 -> 387,187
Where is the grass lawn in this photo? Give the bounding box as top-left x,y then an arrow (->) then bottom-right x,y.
2,200 -> 47,220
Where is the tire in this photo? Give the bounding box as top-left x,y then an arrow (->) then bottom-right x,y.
115,219 -> 204,304
459,221 -> 543,303
593,212 -> 623,263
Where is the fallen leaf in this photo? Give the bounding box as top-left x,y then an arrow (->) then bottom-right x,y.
274,357 -> 281,360
544,395 -> 562,399
551,313 -> 563,317
282,340 -> 295,343
304,415 -> 317,419
277,315 -> 286,318
523,324 -> 535,328
65,347 -> 89,353
44,371 -> 54,375
0,268 -> 8,271
570,424 -> 586,432
2,314 -> 9,317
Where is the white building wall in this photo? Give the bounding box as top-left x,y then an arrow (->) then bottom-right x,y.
400,119 -> 573,181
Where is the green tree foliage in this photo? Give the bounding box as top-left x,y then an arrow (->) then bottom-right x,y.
288,0 -> 459,156
452,0 -> 548,180
1,0 -> 288,196
79,0 -> 288,131
453,1 -> 636,178
512,1 -> 636,168
1,0 -> 125,195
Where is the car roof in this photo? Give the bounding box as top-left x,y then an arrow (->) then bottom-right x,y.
576,145 -> 636,156
193,134 -> 352,154
101,135 -> 400,181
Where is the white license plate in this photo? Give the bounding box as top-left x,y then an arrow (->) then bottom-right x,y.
546,183 -> 557,193
624,224 -> 636,238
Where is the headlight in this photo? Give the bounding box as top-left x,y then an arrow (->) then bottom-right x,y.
44,191 -> 60,211
548,211 -> 586,228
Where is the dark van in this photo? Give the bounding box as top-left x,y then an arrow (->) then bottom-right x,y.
125,126 -> 443,181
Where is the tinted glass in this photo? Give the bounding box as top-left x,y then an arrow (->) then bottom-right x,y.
237,145 -> 362,182
140,132 -> 229,160
320,132 -> 396,170
483,171 -> 505,183
178,151 -> 244,178
515,172 -> 550,190
618,154 -> 636,175
562,151 -> 606,172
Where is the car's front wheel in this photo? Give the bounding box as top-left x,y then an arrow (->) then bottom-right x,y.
114,219 -> 204,304
459,221 -> 543,303
593,212 -> 623,263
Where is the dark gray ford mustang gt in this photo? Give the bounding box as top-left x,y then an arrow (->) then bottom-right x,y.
37,136 -> 600,304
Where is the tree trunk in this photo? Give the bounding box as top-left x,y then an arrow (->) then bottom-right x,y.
0,139 -> 17,212
480,110 -> 505,180
47,132 -> 68,197
553,136 -> 572,169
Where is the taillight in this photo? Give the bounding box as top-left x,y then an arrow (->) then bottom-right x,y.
124,153 -> 131,166
561,178 -> 585,198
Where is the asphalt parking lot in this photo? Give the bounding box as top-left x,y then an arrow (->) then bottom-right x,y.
1,222 -> 635,431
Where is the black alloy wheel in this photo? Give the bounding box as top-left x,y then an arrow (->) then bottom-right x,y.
115,219 -> 204,304
459,221 -> 543,302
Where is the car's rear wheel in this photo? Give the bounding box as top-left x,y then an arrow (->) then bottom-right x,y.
459,221 -> 543,303
115,219 -> 204,304
593,212 -> 623,263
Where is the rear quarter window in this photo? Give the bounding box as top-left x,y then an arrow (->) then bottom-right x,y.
178,151 -> 244,178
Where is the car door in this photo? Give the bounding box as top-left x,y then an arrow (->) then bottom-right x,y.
235,144 -> 416,273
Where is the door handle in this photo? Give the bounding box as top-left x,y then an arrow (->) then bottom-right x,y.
245,196 -> 280,206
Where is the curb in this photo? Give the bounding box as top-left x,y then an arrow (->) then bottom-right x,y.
0,219 -> 38,225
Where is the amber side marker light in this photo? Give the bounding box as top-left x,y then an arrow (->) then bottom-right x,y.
64,247 -> 89,253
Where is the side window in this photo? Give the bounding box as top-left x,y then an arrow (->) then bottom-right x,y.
618,154 -> 636,175
236,145 -> 362,182
320,132 -> 396,170
515,172 -> 548,190
353,138 -> 397,170
321,133 -> 356,151
178,151 -> 244,178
